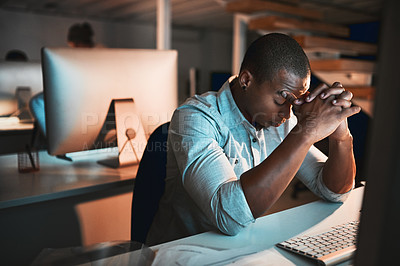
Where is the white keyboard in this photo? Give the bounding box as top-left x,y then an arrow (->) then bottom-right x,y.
276,221 -> 359,266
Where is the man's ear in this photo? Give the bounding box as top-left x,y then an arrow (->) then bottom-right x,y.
239,70 -> 254,88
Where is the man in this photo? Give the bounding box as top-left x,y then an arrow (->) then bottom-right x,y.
67,22 -> 95,48
146,33 -> 361,245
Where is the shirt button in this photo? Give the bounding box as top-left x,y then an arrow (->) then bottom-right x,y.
252,138 -> 257,143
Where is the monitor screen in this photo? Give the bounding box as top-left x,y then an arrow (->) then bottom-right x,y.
41,48 -> 178,167
0,61 -> 43,116
354,0 -> 399,264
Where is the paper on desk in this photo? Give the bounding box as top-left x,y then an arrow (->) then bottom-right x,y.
226,248 -> 297,266
0,116 -> 19,125
151,244 -> 257,266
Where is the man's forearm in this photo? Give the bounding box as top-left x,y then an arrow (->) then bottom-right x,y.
322,134 -> 356,194
240,125 -> 314,218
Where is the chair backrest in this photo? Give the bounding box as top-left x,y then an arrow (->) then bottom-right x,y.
131,122 -> 169,243
29,92 -> 46,136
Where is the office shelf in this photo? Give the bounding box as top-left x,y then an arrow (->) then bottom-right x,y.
248,16 -> 350,37
226,0 -> 323,20
294,35 -> 377,56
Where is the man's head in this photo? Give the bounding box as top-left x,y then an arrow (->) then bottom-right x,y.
235,33 -> 311,128
240,33 -> 310,84
5,50 -> 28,61
67,22 -> 95,48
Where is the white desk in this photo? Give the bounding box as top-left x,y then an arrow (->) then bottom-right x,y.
0,149 -> 139,265
0,117 -> 34,131
93,187 -> 364,265
0,149 -> 138,209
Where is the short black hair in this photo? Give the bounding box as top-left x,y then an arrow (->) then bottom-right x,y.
67,22 -> 94,47
5,49 -> 28,61
240,33 -> 310,84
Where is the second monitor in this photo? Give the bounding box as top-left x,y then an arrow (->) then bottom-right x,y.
41,47 -> 178,167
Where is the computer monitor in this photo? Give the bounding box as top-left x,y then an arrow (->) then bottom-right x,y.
0,61 -> 43,116
41,48 -> 178,167
354,0 -> 399,264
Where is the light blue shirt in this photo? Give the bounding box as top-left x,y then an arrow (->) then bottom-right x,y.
146,78 -> 352,246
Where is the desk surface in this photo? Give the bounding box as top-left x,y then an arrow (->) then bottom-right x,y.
0,117 -> 34,132
93,187 -> 364,265
0,149 -> 138,209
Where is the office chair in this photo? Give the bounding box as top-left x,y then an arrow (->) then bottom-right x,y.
28,91 -> 48,152
131,122 -> 170,244
29,92 -> 46,137
29,92 -> 70,160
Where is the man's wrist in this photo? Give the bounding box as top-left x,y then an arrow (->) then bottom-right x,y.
329,130 -> 353,143
329,132 -> 354,154
290,124 -> 316,146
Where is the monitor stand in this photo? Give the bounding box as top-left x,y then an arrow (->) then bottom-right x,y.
15,86 -> 34,122
98,98 -> 147,169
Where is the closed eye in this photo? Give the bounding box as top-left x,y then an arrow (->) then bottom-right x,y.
274,100 -> 286,106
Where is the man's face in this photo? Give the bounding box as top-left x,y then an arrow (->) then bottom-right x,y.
246,69 -> 310,128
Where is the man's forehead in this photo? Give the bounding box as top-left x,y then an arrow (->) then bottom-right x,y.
293,86 -> 309,97
279,75 -> 310,97
273,68 -> 310,91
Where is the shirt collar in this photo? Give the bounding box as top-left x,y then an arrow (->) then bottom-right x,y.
216,76 -> 257,132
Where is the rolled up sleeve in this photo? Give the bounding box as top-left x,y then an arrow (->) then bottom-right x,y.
297,145 -> 354,203
170,107 -> 254,235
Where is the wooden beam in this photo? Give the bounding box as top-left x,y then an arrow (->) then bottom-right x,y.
232,14 -> 247,75
294,35 -> 377,56
226,0 -> 323,20
312,71 -> 373,87
347,86 -> 375,100
310,59 -> 375,72
248,16 -> 350,37
352,98 -> 373,117
157,0 -> 171,50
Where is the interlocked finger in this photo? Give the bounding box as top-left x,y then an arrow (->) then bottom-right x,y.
332,98 -> 353,109
337,90 -> 353,101
319,83 -> 345,100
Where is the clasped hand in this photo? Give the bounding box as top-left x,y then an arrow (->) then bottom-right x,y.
284,82 -> 361,143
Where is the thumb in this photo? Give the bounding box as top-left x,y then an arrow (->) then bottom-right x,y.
340,105 -> 361,119
292,104 -> 302,118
